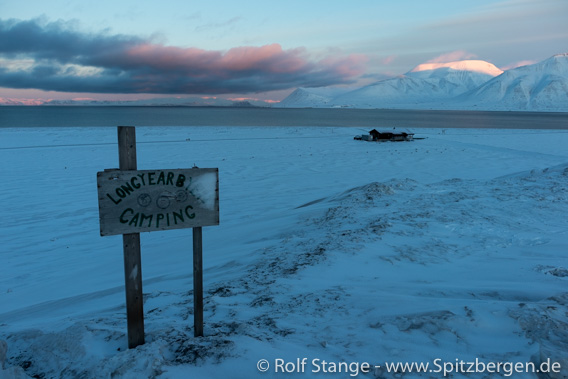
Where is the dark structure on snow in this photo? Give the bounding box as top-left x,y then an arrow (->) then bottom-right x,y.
354,129 -> 414,142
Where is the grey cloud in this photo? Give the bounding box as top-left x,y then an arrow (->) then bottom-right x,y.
0,18 -> 367,94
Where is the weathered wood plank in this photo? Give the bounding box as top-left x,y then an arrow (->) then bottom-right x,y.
97,168 -> 219,236
118,126 -> 145,349
118,126 -> 138,171
122,232 -> 144,348
193,227 -> 203,337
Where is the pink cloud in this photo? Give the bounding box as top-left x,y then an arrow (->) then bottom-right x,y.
227,97 -> 257,101
226,96 -> 281,104
381,55 -> 396,65
114,43 -> 369,92
319,54 -> 368,77
426,50 -> 478,63
122,44 -> 221,72
122,43 -> 331,77
501,60 -> 537,70
0,19 -> 367,95
219,44 -> 309,74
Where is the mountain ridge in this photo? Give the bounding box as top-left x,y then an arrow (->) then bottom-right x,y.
277,54 -> 568,112
451,54 -> 568,111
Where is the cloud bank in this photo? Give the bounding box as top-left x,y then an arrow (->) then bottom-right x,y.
0,18 -> 367,94
426,50 -> 477,64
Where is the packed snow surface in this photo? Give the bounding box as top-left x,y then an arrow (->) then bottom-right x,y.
1,126 -> 567,378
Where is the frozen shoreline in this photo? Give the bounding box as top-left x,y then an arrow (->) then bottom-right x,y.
1,126 -> 567,378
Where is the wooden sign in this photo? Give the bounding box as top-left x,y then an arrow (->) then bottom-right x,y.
99,126 -> 216,347
97,168 -> 219,236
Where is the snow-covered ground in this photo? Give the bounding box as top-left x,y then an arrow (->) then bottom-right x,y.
1,126 -> 567,378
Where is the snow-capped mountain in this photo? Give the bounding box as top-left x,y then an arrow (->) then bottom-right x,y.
453,53 -> 568,111
282,60 -> 503,109
0,96 -> 270,107
406,60 -> 503,90
276,88 -> 334,108
276,87 -> 355,108
0,97 -> 46,106
408,60 -> 504,78
277,54 -> 568,112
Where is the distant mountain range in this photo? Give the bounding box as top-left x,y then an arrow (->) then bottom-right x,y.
277,53 -> 568,112
0,96 -> 268,107
2,54 -> 566,111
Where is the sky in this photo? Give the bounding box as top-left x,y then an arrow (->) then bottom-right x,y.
0,0 -> 566,104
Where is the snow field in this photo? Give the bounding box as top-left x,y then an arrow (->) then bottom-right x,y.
0,126 -> 567,378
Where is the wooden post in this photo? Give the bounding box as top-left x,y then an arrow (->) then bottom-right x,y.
118,126 -> 145,348
193,227 -> 204,337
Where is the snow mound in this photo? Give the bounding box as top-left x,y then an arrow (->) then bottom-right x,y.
510,293 -> 568,379
0,340 -> 31,379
